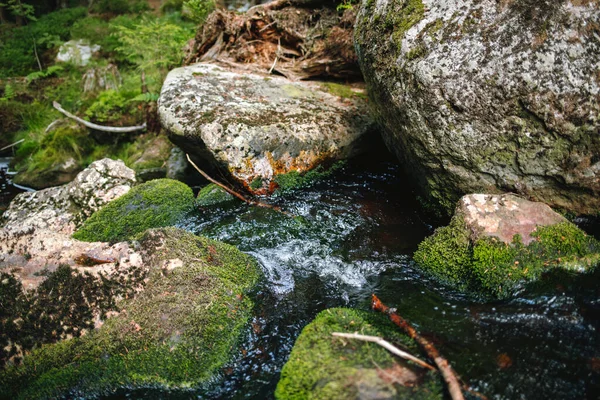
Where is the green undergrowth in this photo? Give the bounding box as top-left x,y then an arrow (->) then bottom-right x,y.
274,162 -> 345,194
414,219 -> 600,298
275,308 -> 442,400
0,228 -> 262,399
1,7 -> 195,188
197,183 -> 235,207
73,179 -> 195,243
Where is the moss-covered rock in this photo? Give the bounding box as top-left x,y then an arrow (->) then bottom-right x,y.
0,228 -> 262,399
414,194 -> 600,298
276,308 -> 443,400
274,162 -> 345,193
73,179 -> 194,242
196,183 -> 235,207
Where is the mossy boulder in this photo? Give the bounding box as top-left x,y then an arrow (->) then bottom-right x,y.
73,179 -> 195,242
355,0 -> 600,216
414,194 -> 600,298
196,183 -> 235,207
0,228 -> 262,399
276,308 -> 443,400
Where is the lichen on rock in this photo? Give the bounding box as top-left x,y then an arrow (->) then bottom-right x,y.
73,178 -> 195,243
276,308 -> 443,400
355,0 -> 600,217
414,194 -> 600,298
0,228 -> 262,399
158,63 -> 375,195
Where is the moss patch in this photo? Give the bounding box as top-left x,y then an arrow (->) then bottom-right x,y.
274,162 -> 345,193
0,228 -> 262,399
414,220 -> 600,298
196,184 -> 235,207
275,308 -> 442,400
73,179 -> 195,243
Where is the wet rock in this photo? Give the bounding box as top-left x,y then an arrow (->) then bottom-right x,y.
56,39 -> 100,66
0,228 -> 262,398
166,147 -> 188,181
158,63 -> 375,194
276,308 -> 443,399
355,0 -> 600,216
2,158 -> 136,235
414,194 -> 600,298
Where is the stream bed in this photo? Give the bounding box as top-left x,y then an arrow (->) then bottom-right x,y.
110,157 -> 600,399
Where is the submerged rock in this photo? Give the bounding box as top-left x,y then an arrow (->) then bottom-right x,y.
2,158 -> 135,235
355,0 -> 600,216
158,63 -> 375,194
0,228 -> 262,398
56,39 -> 100,66
414,194 -> 600,298
276,308 -> 443,400
73,178 -> 195,243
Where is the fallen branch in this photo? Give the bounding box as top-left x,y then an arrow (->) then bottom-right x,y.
0,139 -> 24,152
186,154 -> 290,216
332,332 -> 435,371
372,294 -> 465,400
53,101 -> 146,133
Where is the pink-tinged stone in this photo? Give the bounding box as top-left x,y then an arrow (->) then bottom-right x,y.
457,193 -> 567,245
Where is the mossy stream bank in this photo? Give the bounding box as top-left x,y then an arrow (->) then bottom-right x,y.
1,157 -> 599,399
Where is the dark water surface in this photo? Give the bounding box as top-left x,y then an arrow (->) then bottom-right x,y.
56,158 -> 600,399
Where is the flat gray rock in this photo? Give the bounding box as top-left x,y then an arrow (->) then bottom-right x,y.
158,63 -> 375,194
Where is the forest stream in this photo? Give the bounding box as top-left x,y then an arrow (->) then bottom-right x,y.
100,155 -> 600,400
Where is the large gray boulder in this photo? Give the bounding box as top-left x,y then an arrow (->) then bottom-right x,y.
355,0 -> 600,216
158,63 -> 375,194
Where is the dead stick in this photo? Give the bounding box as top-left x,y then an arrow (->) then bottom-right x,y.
53,101 -> 147,133
332,332 -> 435,371
186,154 -> 290,215
372,294 -> 465,400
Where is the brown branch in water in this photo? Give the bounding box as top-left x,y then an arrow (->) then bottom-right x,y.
372,294 -> 465,400
53,101 -> 147,133
185,154 -> 290,216
332,332 -> 435,371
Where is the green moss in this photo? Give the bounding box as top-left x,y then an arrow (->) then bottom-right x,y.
0,228 -> 262,399
196,183 -> 235,207
387,0 -> 425,53
249,177 -> 264,191
413,216 -> 472,288
73,179 -> 195,243
320,82 -> 366,100
405,44 -> 427,61
275,308 -> 442,400
415,218 -> 600,298
274,162 -> 345,193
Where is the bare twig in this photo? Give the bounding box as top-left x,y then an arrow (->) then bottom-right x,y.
53,101 -> 147,133
332,332 -> 435,371
268,38 -> 281,74
186,154 -> 291,216
0,139 -> 24,152
372,294 -> 465,400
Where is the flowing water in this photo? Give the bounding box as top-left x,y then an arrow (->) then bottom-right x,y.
111,156 -> 600,399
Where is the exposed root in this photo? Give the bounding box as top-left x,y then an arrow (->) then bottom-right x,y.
185,4 -> 360,81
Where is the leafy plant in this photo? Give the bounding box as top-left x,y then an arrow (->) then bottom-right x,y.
85,90 -> 128,123
111,17 -> 194,76
90,0 -> 149,15
0,84 -> 15,102
129,92 -> 159,103
183,0 -> 215,23
25,65 -> 64,83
